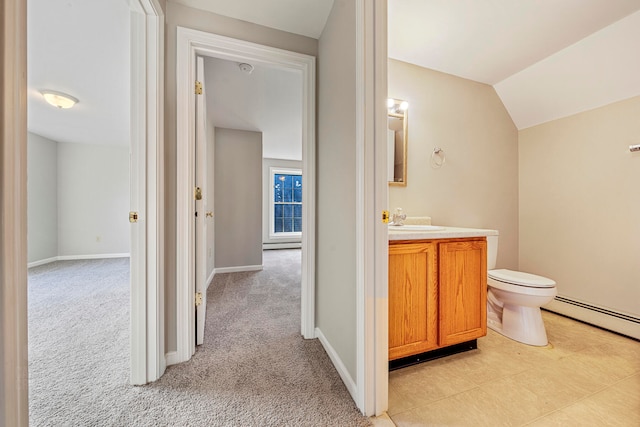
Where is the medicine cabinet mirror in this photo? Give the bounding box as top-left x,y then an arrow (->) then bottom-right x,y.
387,98 -> 408,186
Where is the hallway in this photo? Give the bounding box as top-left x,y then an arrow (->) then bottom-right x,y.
28,250 -> 369,426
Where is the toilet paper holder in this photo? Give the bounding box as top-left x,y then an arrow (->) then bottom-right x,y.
630,144 -> 640,152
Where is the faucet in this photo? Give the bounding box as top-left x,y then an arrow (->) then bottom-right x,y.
390,208 -> 407,226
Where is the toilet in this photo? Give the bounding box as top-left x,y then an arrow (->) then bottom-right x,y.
486,235 -> 556,346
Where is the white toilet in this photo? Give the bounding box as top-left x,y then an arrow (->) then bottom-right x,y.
486,235 -> 557,346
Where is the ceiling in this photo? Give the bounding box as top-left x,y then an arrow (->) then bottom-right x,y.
388,0 -> 640,85
387,0 -> 640,129
171,0 -> 335,39
27,0 -> 130,146
26,0 -> 640,148
203,58 -> 302,160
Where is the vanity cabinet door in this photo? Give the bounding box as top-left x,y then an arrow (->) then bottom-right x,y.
388,242 -> 439,360
438,239 -> 487,347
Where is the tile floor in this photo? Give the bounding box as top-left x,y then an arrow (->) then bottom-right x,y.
388,311 -> 640,426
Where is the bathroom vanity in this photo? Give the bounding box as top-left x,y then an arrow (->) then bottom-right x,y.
388,226 -> 498,367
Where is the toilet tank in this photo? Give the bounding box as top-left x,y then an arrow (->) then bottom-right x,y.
487,235 -> 498,270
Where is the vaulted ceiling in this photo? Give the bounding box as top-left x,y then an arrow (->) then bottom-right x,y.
203,57 -> 303,160
27,0 -> 640,149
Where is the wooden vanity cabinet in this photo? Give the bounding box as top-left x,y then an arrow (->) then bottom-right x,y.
388,242 -> 439,360
438,240 -> 487,347
389,238 -> 487,361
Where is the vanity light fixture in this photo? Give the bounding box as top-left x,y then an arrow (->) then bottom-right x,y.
387,98 -> 395,109
387,98 -> 408,114
41,90 -> 79,109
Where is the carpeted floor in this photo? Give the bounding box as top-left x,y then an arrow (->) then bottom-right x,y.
28,250 -> 371,426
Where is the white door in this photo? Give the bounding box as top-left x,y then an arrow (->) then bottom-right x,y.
129,3 -> 146,384
195,56 -> 208,345
129,0 -> 164,385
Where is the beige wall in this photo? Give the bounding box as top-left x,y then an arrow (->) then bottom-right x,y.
214,128 -> 263,269
57,142 -> 130,258
316,0 -> 358,381
163,2 -> 318,351
388,59 -> 519,269
206,117 -> 215,278
519,96 -> 640,317
27,133 -> 130,263
27,133 -> 57,263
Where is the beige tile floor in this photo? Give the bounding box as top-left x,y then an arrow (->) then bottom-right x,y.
388,311 -> 640,426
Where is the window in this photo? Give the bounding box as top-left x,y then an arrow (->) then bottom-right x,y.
270,168 -> 302,237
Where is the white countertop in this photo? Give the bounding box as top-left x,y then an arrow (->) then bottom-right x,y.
388,226 -> 499,241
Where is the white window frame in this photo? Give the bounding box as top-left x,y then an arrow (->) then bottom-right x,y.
269,167 -> 302,239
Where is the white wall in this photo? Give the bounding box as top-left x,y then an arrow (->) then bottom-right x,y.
214,128 -> 263,269
57,141 -> 129,257
262,158 -> 302,248
519,96 -> 640,322
388,59 -> 520,269
27,133 -> 58,263
316,0 -> 358,381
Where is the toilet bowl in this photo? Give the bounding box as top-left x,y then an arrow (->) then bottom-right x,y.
486,236 -> 556,346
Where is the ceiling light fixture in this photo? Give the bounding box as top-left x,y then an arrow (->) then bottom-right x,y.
40,90 -> 79,109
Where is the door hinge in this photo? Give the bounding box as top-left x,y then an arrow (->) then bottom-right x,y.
195,292 -> 203,307
129,211 -> 139,223
382,210 -> 390,224
195,81 -> 202,95
194,186 -> 202,200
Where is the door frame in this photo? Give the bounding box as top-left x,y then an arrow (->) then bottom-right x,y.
356,0 -> 389,416
1,0 -> 28,423
129,0 -> 165,385
175,27 -> 316,362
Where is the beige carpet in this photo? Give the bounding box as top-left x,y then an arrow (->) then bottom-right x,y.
28,250 -> 371,426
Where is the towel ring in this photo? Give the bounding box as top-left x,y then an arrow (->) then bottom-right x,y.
431,147 -> 446,168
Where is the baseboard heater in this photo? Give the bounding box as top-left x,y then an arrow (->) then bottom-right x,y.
389,340 -> 477,371
546,296 -> 640,341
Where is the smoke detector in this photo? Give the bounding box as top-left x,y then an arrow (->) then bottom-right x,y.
238,63 -> 254,74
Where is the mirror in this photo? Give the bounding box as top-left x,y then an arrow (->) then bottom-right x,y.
387,98 -> 408,185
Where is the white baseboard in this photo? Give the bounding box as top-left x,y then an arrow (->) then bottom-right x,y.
58,253 -> 130,261
165,351 -> 180,366
315,327 -> 358,404
206,270 -> 215,290
545,297 -> 640,340
28,253 -> 130,268
214,265 -> 263,274
27,257 -> 59,268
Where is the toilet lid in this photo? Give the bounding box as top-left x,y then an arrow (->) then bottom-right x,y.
488,269 -> 556,288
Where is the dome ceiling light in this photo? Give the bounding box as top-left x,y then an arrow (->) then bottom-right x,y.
40,90 -> 79,109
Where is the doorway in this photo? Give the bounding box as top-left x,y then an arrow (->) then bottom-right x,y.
2,0 -> 163,422
25,0 -> 164,387
175,27 -> 316,363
